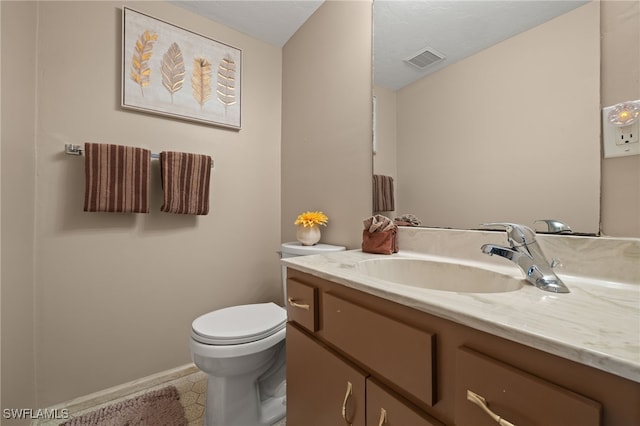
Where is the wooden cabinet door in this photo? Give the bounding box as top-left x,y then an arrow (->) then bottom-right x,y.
286,323 -> 367,426
366,378 -> 444,426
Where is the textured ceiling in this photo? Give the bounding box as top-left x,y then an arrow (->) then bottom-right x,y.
374,1 -> 589,90
173,0 -> 589,90
171,1 -> 324,47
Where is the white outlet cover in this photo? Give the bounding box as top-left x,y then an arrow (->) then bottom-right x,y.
602,103 -> 640,158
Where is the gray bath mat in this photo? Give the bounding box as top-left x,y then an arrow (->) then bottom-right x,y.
60,385 -> 188,426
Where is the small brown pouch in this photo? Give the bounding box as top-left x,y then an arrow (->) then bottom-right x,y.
362,227 -> 398,255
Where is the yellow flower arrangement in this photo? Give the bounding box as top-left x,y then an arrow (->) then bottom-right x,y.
295,211 -> 328,227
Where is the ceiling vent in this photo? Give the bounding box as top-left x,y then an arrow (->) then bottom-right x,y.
405,47 -> 445,69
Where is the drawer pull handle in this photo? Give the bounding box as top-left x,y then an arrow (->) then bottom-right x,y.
341,381 -> 353,425
467,390 -> 516,426
377,407 -> 387,426
287,297 -> 310,310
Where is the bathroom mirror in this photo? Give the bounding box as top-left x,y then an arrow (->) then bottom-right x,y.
372,0 -> 601,235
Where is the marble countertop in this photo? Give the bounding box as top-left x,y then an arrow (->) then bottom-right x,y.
282,249 -> 640,383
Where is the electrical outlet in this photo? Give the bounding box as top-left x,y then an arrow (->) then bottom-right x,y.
602,103 -> 640,158
615,122 -> 639,145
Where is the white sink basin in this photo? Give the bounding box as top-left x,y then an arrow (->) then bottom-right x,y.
356,258 -> 524,293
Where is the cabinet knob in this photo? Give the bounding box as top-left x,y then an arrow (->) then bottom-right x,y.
467,390 -> 516,426
342,381 -> 353,425
287,297 -> 310,310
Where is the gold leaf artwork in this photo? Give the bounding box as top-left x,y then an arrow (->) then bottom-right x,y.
216,56 -> 237,107
161,42 -> 185,103
192,57 -> 212,108
130,30 -> 158,96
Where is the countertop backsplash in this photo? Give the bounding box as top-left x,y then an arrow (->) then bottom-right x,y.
397,227 -> 640,285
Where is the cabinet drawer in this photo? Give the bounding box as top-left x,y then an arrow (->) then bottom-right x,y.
286,278 -> 318,332
455,346 -> 601,426
367,378 -> 443,426
323,293 -> 437,406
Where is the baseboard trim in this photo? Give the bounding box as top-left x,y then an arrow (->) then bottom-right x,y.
40,363 -> 198,416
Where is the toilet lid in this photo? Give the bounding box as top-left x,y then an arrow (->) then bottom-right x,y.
192,302 -> 286,345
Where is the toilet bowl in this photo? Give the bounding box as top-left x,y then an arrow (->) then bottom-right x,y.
191,303 -> 287,426
190,242 -> 346,426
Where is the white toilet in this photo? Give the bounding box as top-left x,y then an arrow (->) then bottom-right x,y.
190,242 -> 346,426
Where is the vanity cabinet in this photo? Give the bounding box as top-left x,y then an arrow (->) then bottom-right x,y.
286,324 -> 442,426
285,268 -> 640,426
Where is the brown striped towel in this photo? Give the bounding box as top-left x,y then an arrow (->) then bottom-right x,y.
160,151 -> 212,215
84,143 -> 150,213
373,174 -> 395,212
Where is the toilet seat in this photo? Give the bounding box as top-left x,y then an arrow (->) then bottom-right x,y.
192,302 -> 286,345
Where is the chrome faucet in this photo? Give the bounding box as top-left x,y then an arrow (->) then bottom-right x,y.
481,223 -> 570,293
535,219 -> 572,234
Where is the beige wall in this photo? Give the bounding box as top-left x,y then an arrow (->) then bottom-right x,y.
394,2 -> 601,233
601,0 -> 640,237
2,0 -> 283,408
281,1 -> 372,248
1,0 -> 38,417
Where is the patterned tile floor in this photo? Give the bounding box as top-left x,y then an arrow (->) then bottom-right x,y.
33,367 -> 286,426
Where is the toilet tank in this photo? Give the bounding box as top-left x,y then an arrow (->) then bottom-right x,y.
279,242 -> 346,305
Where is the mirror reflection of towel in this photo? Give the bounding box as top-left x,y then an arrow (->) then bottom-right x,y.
373,174 -> 395,212
394,214 -> 422,227
160,151 -> 212,215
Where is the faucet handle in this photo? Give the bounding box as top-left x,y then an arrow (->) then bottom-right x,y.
534,219 -> 572,234
481,223 -> 537,247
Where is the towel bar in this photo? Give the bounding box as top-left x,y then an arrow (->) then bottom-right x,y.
64,144 -> 214,168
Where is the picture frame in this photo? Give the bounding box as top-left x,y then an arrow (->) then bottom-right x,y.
122,7 -> 242,129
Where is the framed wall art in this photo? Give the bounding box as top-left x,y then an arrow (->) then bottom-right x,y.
122,7 -> 241,129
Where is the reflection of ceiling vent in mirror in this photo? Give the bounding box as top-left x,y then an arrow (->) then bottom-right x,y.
405,47 -> 445,69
